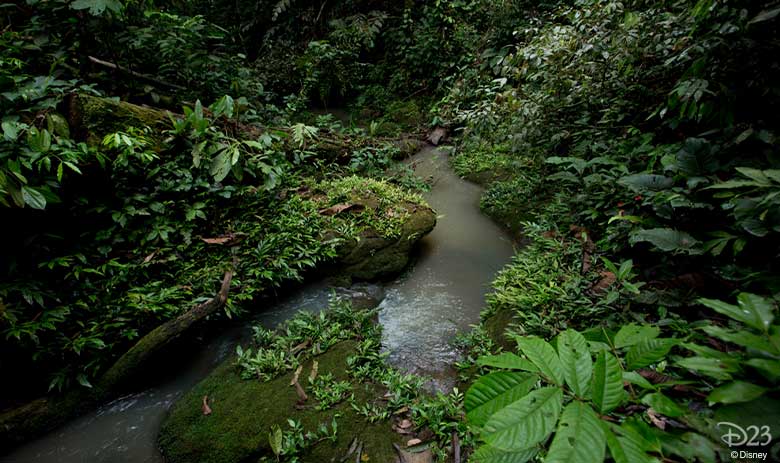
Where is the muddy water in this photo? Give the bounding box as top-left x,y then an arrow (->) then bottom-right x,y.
2,144 -> 514,461
379,146 -> 515,389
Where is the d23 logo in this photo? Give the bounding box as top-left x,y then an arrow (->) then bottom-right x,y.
717,422 -> 772,447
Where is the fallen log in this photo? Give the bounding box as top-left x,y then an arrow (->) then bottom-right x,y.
97,268 -> 234,392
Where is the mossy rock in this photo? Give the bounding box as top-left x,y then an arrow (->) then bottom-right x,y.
158,341 -> 404,463
336,203 -> 436,280
67,93 -> 171,145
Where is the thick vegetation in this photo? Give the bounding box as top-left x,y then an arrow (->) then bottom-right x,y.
3,0 -> 780,461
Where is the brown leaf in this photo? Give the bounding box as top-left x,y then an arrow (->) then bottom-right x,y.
406,438 -> 422,447
638,369 -> 674,384
201,234 -> 233,245
399,419 -> 413,429
591,271 -> 616,293
202,395 -> 212,415
308,360 -> 319,383
291,339 -> 311,355
647,408 -> 666,430
142,251 -> 156,263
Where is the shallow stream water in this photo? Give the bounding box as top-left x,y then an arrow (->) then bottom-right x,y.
2,145 -> 514,462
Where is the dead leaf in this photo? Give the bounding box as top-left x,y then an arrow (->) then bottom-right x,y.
393,406 -> 409,415
309,360 -> 319,383
201,234 -> 233,245
291,339 -> 311,355
399,419 -> 412,429
142,251 -> 156,263
291,365 -> 303,386
406,438 -> 422,447
591,271 -> 616,293
202,395 -> 212,415
647,408 -> 666,430
638,369 -> 674,384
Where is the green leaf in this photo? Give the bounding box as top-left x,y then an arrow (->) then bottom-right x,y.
619,174 -> 674,193
70,0 -> 122,15
476,353 -> 538,372
516,336 -> 564,385
700,326 -> 777,354
625,338 -> 679,370
629,228 -> 702,254
470,445 -> 537,463
707,381 -> 767,405
269,424 -> 282,456
21,186 -> 47,210
640,392 -> 685,417
614,324 -> 660,348
2,121 -> 21,140
698,293 -> 775,332
591,351 -> 625,414
27,127 -> 51,153
604,425 -> 653,463
556,329 -> 592,397
546,402 -> 605,463
209,150 -> 232,182
483,387 -> 563,451
745,358 -> 780,383
749,6 -> 780,24
465,372 -> 539,426
675,356 -> 739,380
622,371 -> 654,390
63,161 -> 82,175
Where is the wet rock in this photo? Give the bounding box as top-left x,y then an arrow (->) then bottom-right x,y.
333,203 -> 436,281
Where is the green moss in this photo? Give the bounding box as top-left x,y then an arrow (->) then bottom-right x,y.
71,94 -> 170,145
158,341 -> 403,463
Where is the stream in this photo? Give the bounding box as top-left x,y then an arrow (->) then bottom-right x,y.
1,145 -> 514,463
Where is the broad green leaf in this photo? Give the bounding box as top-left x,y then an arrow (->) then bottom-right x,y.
516,336 -> 564,385
465,372 -> 539,426
640,392 -> 685,417
21,186 -> 46,210
707,381 -> 767,405
591,351 -> 625,414
209,150 -> 232,182
2,121 -> 20,140
27,127 -> 51,153
70,0 -> 122,15
659,432 -> 719,463
556,329 -> 592,397
625,338 -> 679,370
629,228 -> 702,254
546,402 -> 605,463
619,174 -> 674,193
477,353 -> 538,372
698,293 -> 775,332
700,325 -> 777,354
745,358 -> 780,383
675,356 -> 739,380
614,324 -> 660,348
471,444 -> 537,463
604,424 -> 653,463
749,6 -> 780,24
483,387 -> 563,451
622,371 -> 654,390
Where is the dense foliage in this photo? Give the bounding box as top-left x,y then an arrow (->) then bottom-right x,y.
3,0 -> 780,461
